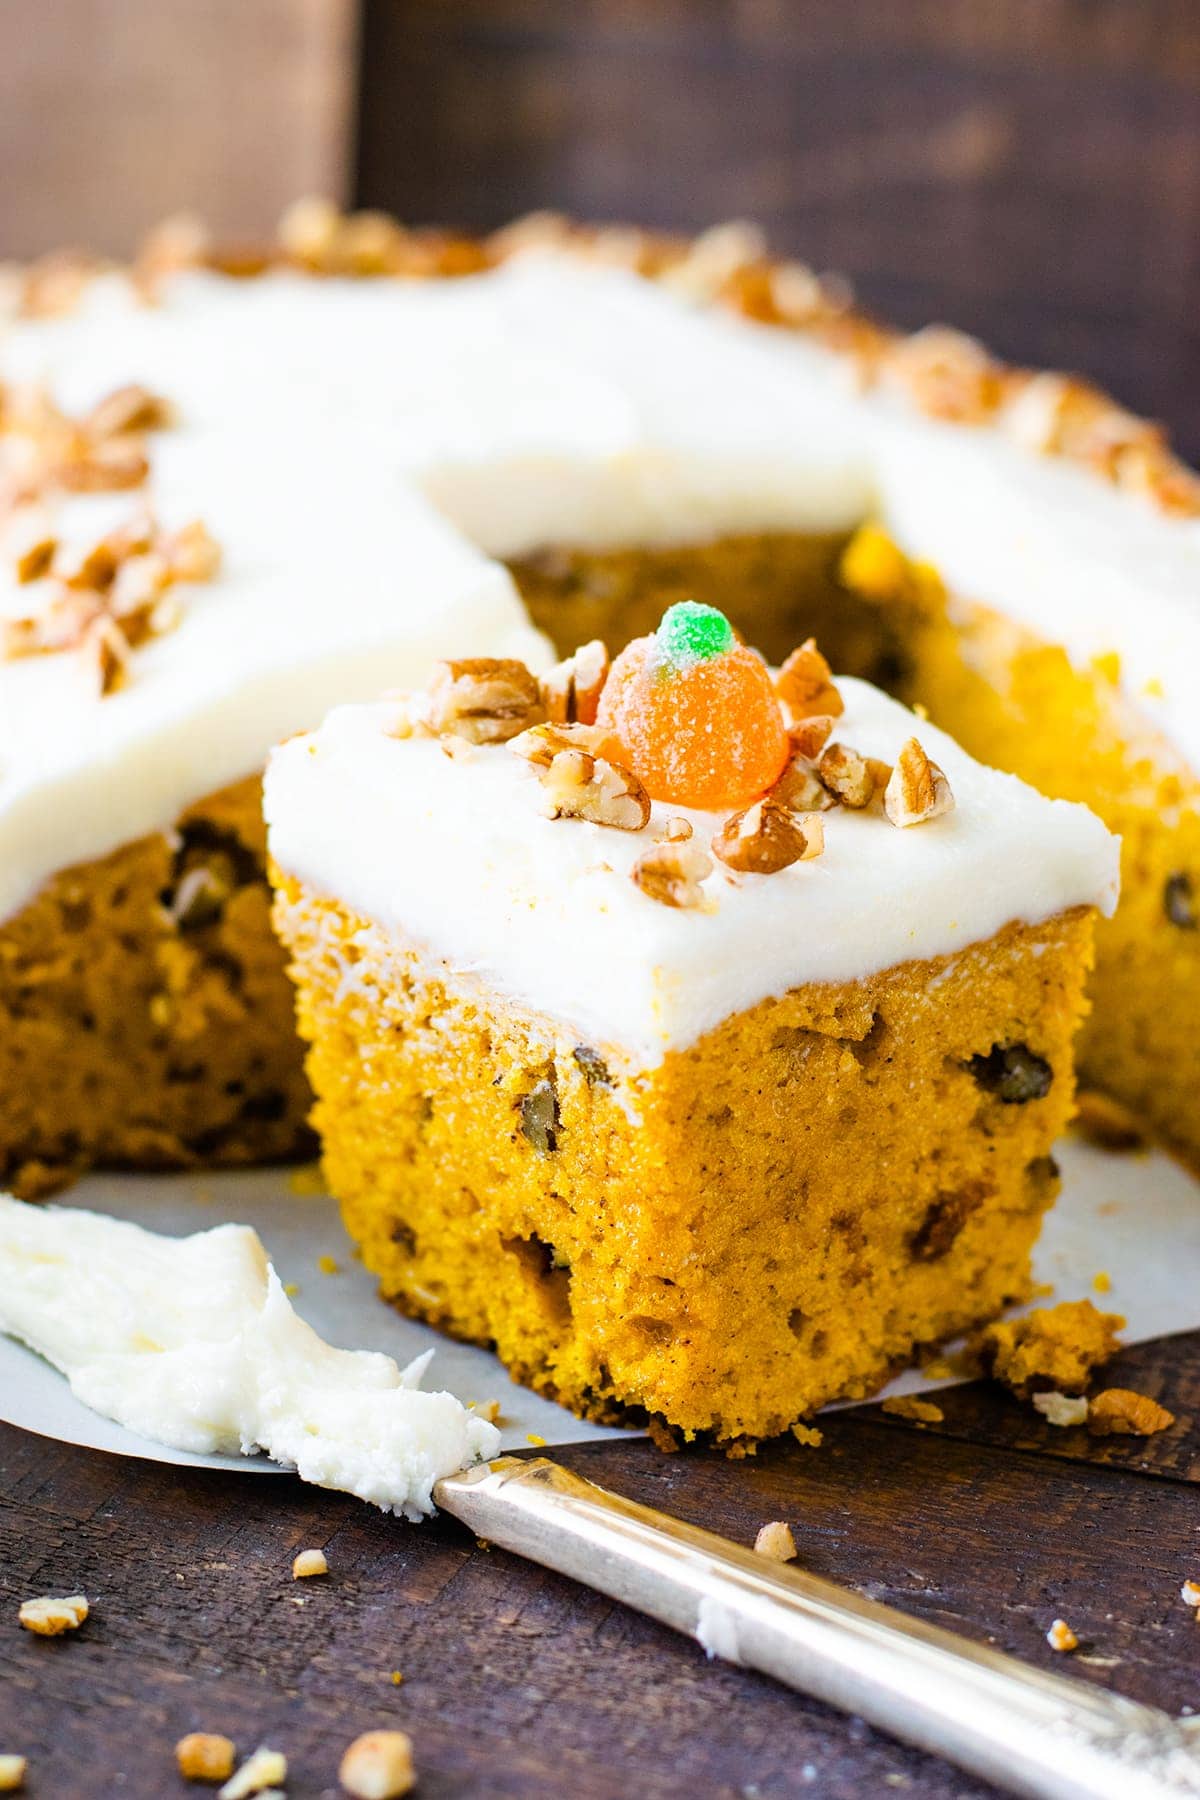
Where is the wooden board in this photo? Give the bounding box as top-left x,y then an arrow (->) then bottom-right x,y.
0,0 -> 358,258
2,1327 -> 1196,1797
357,0 -> 1200,460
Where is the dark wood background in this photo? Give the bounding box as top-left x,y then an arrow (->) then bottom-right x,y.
2,1327 -> 1197,1799
358,0 -> 1200,458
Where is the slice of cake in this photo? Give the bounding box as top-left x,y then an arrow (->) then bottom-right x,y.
266,606 -> 1118,1446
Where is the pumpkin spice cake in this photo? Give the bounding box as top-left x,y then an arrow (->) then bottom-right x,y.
0,203 -> 1192,1190
265,609 -> 1117,1444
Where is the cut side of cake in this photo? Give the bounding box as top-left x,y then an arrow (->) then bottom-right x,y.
266,613 -> 1118,1445
0,205 -> 1192,1187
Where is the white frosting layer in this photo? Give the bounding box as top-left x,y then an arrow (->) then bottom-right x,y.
0,252 -> 1191,926
0,1193 -> 499,1517
264,678 -> 1118,1067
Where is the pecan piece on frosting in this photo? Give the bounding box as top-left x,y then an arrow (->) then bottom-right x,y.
884,736 -> 955,827
84,612 -> 132,695
57,433 -> 150,494
539,639 -> 610,726
712,799 -> 822,874
817,742 -> 889,809
788,714 -> 837,760
509,719 -> 618,767
426,657 -> 544,744
539,747 -> 650,831
768,753 -> 838,814
83,383 -> 171,443
632,840 -> 713,909
775,639 -> 844,721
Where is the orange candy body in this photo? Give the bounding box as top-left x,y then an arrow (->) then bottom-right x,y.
597,636 -> 790,810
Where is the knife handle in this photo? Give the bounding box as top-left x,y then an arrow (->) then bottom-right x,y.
435,1456 -> 1200,1800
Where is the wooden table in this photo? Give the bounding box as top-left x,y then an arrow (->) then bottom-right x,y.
2,1325 -> 1196,1798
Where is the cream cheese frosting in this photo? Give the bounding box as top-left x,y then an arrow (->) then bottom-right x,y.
0,1192 -> 499,1516
263,677 -> 1119,1068
0,251 -> 1191,925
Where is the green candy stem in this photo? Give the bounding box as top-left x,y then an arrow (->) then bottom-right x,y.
655,600 -> 735,670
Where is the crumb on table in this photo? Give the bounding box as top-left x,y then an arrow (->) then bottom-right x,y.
339,1729 -> 416,1799
1046,1618 -> 1079,1653
973,1300 -> 1124,1398
881,1395 -> 945,1424
17,1594 -> 88,1637
1086,1388 -> 1176,1437
176,1733 -> 237,1783
1032,1391 -> 1089,1428
754,1521 -> 798,1562
217,1747 -> 286,1800
292,1548 -> 329,1580
791,1423 -> 823,1448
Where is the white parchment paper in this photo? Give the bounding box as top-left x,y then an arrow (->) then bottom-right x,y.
1,1135 -> 1197,1469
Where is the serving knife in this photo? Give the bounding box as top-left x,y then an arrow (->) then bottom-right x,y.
437,1455 -> 1200,1800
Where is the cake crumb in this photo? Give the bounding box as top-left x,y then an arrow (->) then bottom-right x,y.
390,1670 -> 404,1686
1180,1580 -> 1200,1608
1092,1271 -> 1112,1295
18,1594 -> 88,1636
473,1399 -> 502,1424
791,1423 -> 823,1449
1032,1391 -> 1089,1428
1046,1619 -> 1078,1653
292,1548 -> 328,1580
1073,1090 -> 1145,1151
754,1521 -> 798,1562
218,1748 -> 287,1800
526,1433 -> 547,1447
0,1756 -> 26,1792
317,1253 -> 339,1275
973,1300 -> 1124,1398
339,1729 -> 416,1799
881,1395 -> 945,1424
1087,1388 -> 1176,1437
176,1733 -> 237,1783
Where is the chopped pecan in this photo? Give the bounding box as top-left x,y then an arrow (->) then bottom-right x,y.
12,517 -> 56,583
509,720 -> 618,767
768,754 -> 837,813
426,657 -> 543,744
885,325 -> 1003,423
1087,1388 -> 1176,1438
538,747 -> 650,831
2,588 -> 103,659
278,195 -> 343,267
133,212 -> 212,297
160,518 -> 222,583
883,737 -> 954,826
788,714 -> 836,760
84,613 -> 132,695
775,638 -> 844,720
632,840 -> 713,909
1164,871 -> 1197,930
539,639 -> 609,726
58,433 -> 149,493
83,383 -> 170,442
711,799 -> 820,873
818,741 -> 885,809
19,1594 -> 88,1636
967,1042 -> 1052,1104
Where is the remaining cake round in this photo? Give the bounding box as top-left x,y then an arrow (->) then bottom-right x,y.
0,207 -> 1193,1187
